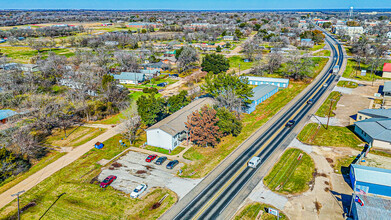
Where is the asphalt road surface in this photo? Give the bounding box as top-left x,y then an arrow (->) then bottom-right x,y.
173,30 -> 344,220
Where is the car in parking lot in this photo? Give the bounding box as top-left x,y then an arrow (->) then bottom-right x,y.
130,183 -> 147,198
285,120 -> 295,128
166,160 -> 179,169
100,175 -> 117,188
145,154 -> 157,162
155,156 -> 167,165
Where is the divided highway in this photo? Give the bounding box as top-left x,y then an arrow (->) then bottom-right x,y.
173,30 -> 344,220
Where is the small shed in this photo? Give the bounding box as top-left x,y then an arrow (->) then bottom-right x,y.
95,142 -> 104,149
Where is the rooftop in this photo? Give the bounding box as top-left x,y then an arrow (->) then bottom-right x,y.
0,109 -> 16,121
351,164 -> 391,187
250,84 -> 278,101
383,63 -> 391,72
353,194 -> 391,220
384,81 -> 391,93
358,109 -> 391,119
146,98 -> 215,136
113,72 -> 145,81
355,118 -> 391,143
244,76 -> 290,84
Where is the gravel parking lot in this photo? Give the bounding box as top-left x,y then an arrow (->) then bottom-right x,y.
98,151 -> 202,199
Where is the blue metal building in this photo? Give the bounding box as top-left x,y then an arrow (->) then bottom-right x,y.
245,76 -> 289,88
350,164 -> 391,197
245,84 -> 279,114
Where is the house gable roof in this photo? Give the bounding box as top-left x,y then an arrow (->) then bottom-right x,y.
383,63 -> 391,72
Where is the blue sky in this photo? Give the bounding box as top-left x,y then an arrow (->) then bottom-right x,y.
1,0 -> 391,10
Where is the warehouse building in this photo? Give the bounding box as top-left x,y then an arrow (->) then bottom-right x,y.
350,164 -> 391,197
245,76 -> 289,88
245,84 -> 279,114
350,194 -> 391,220
113,72 -> 145,84
146,98 -> 215,150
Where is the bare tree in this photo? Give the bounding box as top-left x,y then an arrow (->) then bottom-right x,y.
177,46 -> 198,73
119,104 -> 142,145
114,51 -> 139,72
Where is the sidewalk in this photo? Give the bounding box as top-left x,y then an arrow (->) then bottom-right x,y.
0,127 -> 120,209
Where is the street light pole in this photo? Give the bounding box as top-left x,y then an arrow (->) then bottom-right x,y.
12,190 -> 25,220
326,99 -> 336,130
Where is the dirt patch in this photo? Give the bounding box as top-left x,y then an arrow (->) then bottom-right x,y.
112,162 -> 123,168
145,165 -> 154,171
314,200 -> 322,214
136,170 -> 148,174
326,158 -> 334,164
150,202 -> 161,210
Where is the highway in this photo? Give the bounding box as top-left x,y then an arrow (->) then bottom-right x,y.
172,29 -> 344,220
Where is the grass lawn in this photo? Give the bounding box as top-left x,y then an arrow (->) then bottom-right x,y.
315,91 -> 342,117
229,55 -> 254,72
145,146 -> 185,155
0,134 -> 177,219
0,46 -> 75,63
234,202 -> 288,220
181,81 -> 308,178
333,155 -> 356,174
264,148 -> 315,194
45,126 -> 107,148
343,58 -> 391,81
337,80 -> 358,88
313,50 -> 331,57
310,43 -> 326,51
297,123 -> 363,149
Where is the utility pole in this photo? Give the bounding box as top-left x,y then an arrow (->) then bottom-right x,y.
326,99 -> 336,130
39,193 -> 66,220
12,190 -> 25,220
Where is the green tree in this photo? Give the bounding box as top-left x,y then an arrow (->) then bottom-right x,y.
136,94 -> 167,126
216,45 -> 222,52
235,29 -> 243,38
175,47 -> 184,59
203,72 -> 253,108
167,90 -> 190,114
216,107 -> 242,137
201,54 -> 230,74
102,74 -> 115,90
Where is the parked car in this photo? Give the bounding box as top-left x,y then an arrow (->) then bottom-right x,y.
157,82 -> 167,87
166,160 -> 179,169
145,154 -> 158,162
285,120 -> 295,128
130,184 -> 148,198
100,175 -> 117,188
307,99 -> 314,105
155,156 -> 167,165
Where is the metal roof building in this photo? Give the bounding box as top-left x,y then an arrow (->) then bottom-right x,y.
384,81 -> 391,96
354,109 -> 391,151
351,194 -> 391,220
113,72 -> 145,85
245,76 -> 289,88
0,109 -> 16,124
350,164 -> 391,197
245,84 -> 279,114
146,98 -> 215,150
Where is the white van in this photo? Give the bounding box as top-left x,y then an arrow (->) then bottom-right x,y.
248,156 -> 261,168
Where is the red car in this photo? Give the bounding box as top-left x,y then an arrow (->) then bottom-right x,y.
145,154 -> 158,162
100,175 -> 117,188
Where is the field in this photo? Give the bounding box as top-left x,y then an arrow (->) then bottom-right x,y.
0,46 -> 75,63
229,55 -> 254,72
264,148 -> 315,194
343,58 -> 391,81
0,134 -> 177,219
234,202 -> 288,220
297,123 -> 363,149
337,80 -> 358,88
333,155 -> 357,174
315,91 -> 342,117
45,126 -> 107,148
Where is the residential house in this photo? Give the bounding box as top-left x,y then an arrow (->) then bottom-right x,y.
223,36 -> 234,41
140,69 -> 160,79
164,50 -> 176,57
0,109 -> 16,124
142,62 -> 165,71
127,22 -> 160,29
300,39 -> 314,48
383,63 -> 391,78
146,98 -> 215,150
104,41 -> 119,46
384,81 -> 391,97
113,72 -> 145,84
245,84 -> 279,114
245,76 -> 290,88
354,109 -> 391,150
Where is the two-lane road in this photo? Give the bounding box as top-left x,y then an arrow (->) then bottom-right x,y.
172,30 -> 344,220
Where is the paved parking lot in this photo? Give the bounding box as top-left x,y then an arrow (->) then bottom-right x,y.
98,151 -> 202,199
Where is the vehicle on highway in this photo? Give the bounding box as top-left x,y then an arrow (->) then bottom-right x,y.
323,83 -> 328,87
155,156 -> 167,165
307,99 -> 314,105
285,120 -> 295,128
100,175 -> 117,188
248,156 -> 261,168
166,160 -> 179,169
130,183 -> 147,198
145,154 -> 158,162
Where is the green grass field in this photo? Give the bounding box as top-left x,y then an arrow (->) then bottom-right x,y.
0,134 -> 177,219
145,146 -> 185,155
315,91 -> 342,117
334,155 -> 356,174
310,43 -> 326,51
0,46 -> 75,63
264,148 -> 315,194
314,50 -> 331,57
234,202 -> 288,220
297,123 -> 363,149
337,80 -> 358,88
229,55 -> 254,72
343,58 -> 391,81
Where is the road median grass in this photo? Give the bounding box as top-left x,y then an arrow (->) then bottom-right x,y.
0,134 -> 177,219
234,202 -> 288,220
264,148 -> 315,194
337,80 -> 358,88
315,91 -> 342,117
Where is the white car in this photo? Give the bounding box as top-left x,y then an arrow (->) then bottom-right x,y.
130,184 -> 147,198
